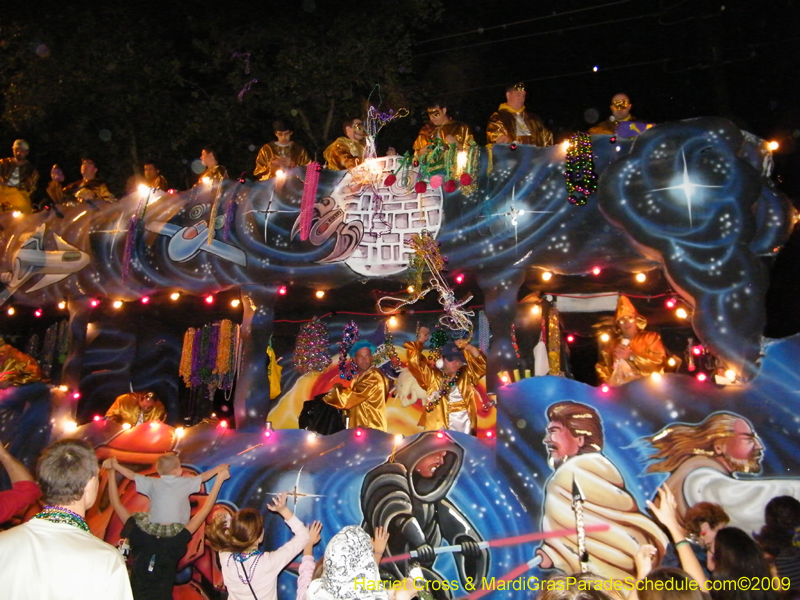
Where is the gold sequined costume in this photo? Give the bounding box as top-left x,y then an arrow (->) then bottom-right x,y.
63,178 -> 117,203
413,121 -> 474,156
403,341 -> 486,431
588,115 -> 638,135
254,142 -> 311,180
0,158 -> 39,213
596,297 -> 668,386
323,368 -> 389,431
105,393 -> 166,426
486,103 -> 553,146
0,342 -> 44,386
323,137 -> 365,171
196,165 -> 228,185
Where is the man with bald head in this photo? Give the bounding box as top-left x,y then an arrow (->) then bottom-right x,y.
589,93 -> 638,135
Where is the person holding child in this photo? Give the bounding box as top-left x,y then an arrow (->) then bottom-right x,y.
104,457 -> 230,600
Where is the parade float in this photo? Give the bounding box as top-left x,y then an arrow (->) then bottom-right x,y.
0,116 -> 797,599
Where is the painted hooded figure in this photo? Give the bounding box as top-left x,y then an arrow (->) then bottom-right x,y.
360,431 -> 488,596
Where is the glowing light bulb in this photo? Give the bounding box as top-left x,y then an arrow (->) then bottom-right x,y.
394,434 -> 403,443
7,307 -> 15,316
531,304 -> 541,316
64,419 -> 78,432
307,432 -> 317,442
436,431 -> 444,439
500,374 -> 510,384
407,286 -> 415,294
485,430 -> 494,438
542,271 -> 552,281
205,295 -> 214,304
11,211 -> 21,218
692,345 -> 704,356
355,428 -> 363,438
138,184 -> 150,197
219,420 -> 228,429
278,285 -> 287,296
141,296 -> 150,304
665,298 -> 676,309
455,274 -> 465,284
388,316 -> 397,327
676,308 -> 688,319
113,300 -> 123,309
651,372 -> 662,381
668,358 -> 676,367
122,422 -> 132,430
58,301 -> 67,310
315,290 -> 325,299
566,335 -> 575,343
635,273 -> 646,282
725,369 -> 736,380
767,141 -> 779,151
276,169 -> 285,180
592,267 -> 601,275
696,373 -> 707,382
93,415 -> 102,422
201,176 -> 211,185
561,140 -> 570,151
72,391 -> 81,399
175,427 -> 185,438
34,309 -> 43,317
90,299 -> 99,307
230,299 -> 241,308
601,384 -> 610,393
170,292 -> 180,301
600,333 -> 610,342
264,429 -> 272,438
58,385 -> 68,392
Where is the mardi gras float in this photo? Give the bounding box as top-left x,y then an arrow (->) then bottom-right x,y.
0,116 -> 798,599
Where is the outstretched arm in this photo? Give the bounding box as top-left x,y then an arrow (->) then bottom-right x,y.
199,464 -> 229,483
103,458 -> 131,524
647,486 -> 707,586
186,465 -> 230,534
0,443 -> 34,483
107,456 -> 137,481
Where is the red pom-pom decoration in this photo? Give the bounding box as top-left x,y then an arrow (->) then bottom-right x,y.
460,173 -> 472,186
414,181 -> 427,193
384,174 -> 397,186
443,180 -> 457,193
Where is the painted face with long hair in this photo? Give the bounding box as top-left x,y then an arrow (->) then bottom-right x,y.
715,418 -> 763,474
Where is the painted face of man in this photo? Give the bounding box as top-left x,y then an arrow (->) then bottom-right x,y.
610,94 -> 632,121
347,120 -> 365,142
427,106 -> 449,127
138,392 -> 157,412
353,347 -> 372,374
81,160 -> 98,180
544,420 -> 584,468
415,451 -> 448,477
617,317 -> 639,339
716,418 -> 763,474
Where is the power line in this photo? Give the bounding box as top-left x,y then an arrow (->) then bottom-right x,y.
414,11 -> 663,57
415,0 -> 635,45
